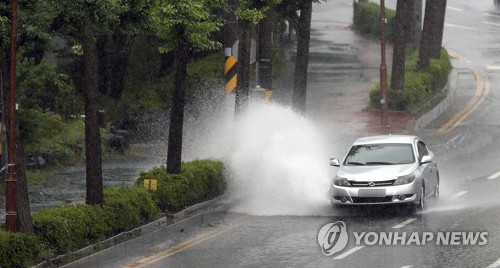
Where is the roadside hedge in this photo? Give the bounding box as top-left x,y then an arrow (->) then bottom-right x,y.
0,159 -> 225,266
32,186 -> 159,255
136,159 -> 226,213
352,2 -> 396,43
369,49 -> 452,114
0,230 -> 43,267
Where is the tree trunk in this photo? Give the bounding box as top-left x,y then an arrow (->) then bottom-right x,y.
418,0 -> 445,70
15,136 -> 33,233
82,14 -> 103,205
259,8 -> 274,98
109,33 -> 130,100
408,0 -> 423,50
235,19 -> 252,113
166,30 -> 190,174
292,0 -> 313,115
430,0 -> 447,58
2,56 -> 34,233
391,0 -> 413,91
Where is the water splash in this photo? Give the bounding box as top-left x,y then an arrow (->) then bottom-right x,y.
184,97 -> 333,216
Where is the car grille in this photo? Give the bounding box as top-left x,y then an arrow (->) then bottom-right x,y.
350,180 -> 395,187
351,197 -> 393,203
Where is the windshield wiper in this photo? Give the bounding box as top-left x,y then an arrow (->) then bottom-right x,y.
347,161 -> 365,166
365,161 -> 393,165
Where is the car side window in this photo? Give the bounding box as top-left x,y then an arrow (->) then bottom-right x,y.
417,141 -> 429,159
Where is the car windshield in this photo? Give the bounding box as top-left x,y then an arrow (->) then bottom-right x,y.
344,143 -> 415,166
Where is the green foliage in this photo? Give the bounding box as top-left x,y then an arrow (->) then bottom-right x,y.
352,2 -> 396,43
32,204 -> 111,254
149,0 -> 224,52
234,0 -> 282,24
102,186 -> 160,232
136,159 -> 226,213
369,49 -> 452,115
0,230 -> 44,267
19,109 -> 85,166
187,53 -> 224,80
48,0 -> 125,36
186,53 -> 224,101
1,159 -> 221,264
32,186 -> 160,255
18,58 -> 82,119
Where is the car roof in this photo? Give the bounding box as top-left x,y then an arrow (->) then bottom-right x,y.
352,135 -> 420,145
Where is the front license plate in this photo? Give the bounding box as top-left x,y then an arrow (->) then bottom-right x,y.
358,189 -> 386,197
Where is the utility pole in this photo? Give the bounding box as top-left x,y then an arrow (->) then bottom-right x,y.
6,0 -> 18,232
380,0 -> 389,126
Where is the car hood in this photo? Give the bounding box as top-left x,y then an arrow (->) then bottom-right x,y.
337,164 -> 416,181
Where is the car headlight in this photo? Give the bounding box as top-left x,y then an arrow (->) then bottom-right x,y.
393,174 -> 416,185
334,176 -> 351,187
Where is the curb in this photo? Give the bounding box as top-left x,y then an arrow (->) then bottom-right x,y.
35,195 -> 229,268
412,68 -> 460,132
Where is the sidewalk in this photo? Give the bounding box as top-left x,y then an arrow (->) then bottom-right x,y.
304,1 -> 413,137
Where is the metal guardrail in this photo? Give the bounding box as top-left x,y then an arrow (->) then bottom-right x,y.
33,195 -> 229,268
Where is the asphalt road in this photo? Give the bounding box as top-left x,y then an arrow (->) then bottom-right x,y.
80,1 -> 500,267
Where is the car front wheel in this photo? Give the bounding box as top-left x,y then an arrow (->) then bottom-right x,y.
415,184 -> 425,212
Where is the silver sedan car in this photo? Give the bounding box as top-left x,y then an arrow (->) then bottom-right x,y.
329,135 -> 439,211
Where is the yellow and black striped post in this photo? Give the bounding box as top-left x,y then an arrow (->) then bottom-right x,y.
224,55 -> 238,94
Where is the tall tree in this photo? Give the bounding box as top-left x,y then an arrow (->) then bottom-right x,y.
291,0 -> 313,115
48,0 -> 125,205
233,0 -> 280,112
234,1 -> 264,112
418,0 -> 447,70
391,0 -> 414,91
235,15 -> 252,112
258,7 -> 274,99
149,0 -> 223,174
0,0 -> 56,233
430,0 -> 447,58
408,0 -> 423,50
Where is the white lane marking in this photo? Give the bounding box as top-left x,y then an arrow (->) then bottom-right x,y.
488,171 -> 500,179
487,258 -> 500,268
445,23 -> 478,31
483,21 -> 500,27
401,266 -> 413,268
447,6 -> 464,12
392,218 -> 417,229
484,13 -> 500,19
450,191 -> 468,199
487,65 -> 500,70
333,246 -> 364,260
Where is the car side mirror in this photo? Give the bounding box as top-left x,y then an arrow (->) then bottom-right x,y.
420,155 -> 433,165
330,157 -> 340,167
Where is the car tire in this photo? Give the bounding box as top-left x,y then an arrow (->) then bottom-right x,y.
433,180 -> 439,201
415,184 -> 425,211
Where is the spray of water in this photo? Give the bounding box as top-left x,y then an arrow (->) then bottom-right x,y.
184,96 -> 333,216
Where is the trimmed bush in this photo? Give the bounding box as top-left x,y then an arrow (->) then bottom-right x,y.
0,230 -> 43,267
1,159 -> 222,265
136,159 -> 226,213
32,186 -> 160,255
102,186 -> 160,232
352,2 -> 396,42
369,49 -> 452,115
32,204 -> 110,255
